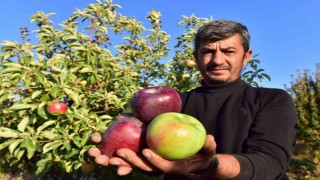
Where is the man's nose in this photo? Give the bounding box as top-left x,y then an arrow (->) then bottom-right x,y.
211,51 -> 225,65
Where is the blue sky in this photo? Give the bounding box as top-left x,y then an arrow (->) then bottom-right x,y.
1,0 -> 319,89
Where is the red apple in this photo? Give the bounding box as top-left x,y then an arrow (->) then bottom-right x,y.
99,115 -> 146,157
47,102 -> 68,116
146,112 -> 206,160
130,86 -> 181,123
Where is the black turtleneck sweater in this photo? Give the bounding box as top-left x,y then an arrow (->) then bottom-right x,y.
165,79 -> 297,180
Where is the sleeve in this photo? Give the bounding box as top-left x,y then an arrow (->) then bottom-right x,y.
234,89 -> 297,180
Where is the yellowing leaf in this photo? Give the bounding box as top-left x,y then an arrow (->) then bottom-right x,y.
78,67 -> 93,73
9,104 -> 34,110
0,139 -> 16,151
43,140 -> 63,154
36,120 -> 56,135
18,117 -> 29,132
0,127 -> 19,138
32,90 -> 43,99
9,139 -> 23,154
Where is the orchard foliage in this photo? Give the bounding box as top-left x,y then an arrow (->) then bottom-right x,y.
286,64 -> 320,178
0,0 -> 270,178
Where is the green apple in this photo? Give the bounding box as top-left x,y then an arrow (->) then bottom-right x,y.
185,60 -> 197,68
146,112 -> 206,160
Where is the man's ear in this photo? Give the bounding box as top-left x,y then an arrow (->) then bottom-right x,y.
243,49 -> 253,66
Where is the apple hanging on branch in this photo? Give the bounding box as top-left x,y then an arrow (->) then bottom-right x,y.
47,102 -> 68,116
185,59 -> 197,68
130,86 -> 182,123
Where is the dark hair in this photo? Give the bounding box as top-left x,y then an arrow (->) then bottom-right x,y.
194,20 -> 250,53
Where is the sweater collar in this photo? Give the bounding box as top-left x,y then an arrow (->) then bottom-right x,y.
198,78 -> 245,94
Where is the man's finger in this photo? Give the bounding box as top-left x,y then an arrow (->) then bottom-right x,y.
141,149 -> 181,173
199,134 -> 216,157
94,154 -> 109,166
109,156 -> 130,166
117,166 -> 133,176
116,148 -> 155,172
90,133 -> 102,143
88,147 -> 101,157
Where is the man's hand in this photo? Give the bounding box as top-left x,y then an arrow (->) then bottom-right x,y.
88,133 -> 110,166
109,135 -> 216,176
88,133 -> 217,176
87,132 -> 152,175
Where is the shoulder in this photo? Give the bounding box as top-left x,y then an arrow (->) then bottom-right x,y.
247,86 -> 295,112
251,87 -> 292,101
178,87 -> 203,107
178,87 -> 202,101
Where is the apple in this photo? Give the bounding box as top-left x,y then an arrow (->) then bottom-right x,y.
146,112 -> 206,160
47,102 -> 68,116
130,86 -> 182,123
99,115 -> 146,157
81,162 -> 95,173
185,60 -> 197,68
79,80 -> 88,86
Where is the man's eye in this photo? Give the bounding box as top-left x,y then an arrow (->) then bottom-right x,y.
202,51 -> 211,55
224,51 -> 234,54
202,52 -> 211,57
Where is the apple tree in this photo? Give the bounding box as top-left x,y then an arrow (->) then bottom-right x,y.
285,64 -> 320,178
0,1 -> 168,178
0,0 -> 271,178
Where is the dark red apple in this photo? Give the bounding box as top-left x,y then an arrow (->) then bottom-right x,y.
47,102 -> 68,116
99,115 -> 146,157
130,86 -> 182,123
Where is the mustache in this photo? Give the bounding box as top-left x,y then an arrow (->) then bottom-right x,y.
206,64 -> 230,71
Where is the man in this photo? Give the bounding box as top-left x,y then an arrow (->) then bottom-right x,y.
90,20 -> 297,179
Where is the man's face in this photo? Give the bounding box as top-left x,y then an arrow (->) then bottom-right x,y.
195,34 -> 252,85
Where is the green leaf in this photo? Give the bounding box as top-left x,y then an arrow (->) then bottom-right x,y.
80,131 -> 91,146
18,116 -> 29,132
71,136 -> 82,148
16,149 -> 25,160
20,137 -> 37,159
63,88 -> 80,106
36,120 -> 56,135
36,155 -> 52,175
9,104 -> 34,110
43,140 -> 64,154
60,70 -> 67,84
26,126 -> 35,134
2,62 -> 23,68
40,130 -> 60,140
78,66 -> 93,73
50,84 -> 59,98
32,90 -> 43,99
34,70 -> 47,85
0,68 -> 23,74
0,139 -> 16,150
9,139 -> 23,154
0,40 -> 17,47
37,106 -> 48,120
65,142 -> 71,151
64,148 -> 79,159
100,115 -> 113,120
0,127 -> 19,138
